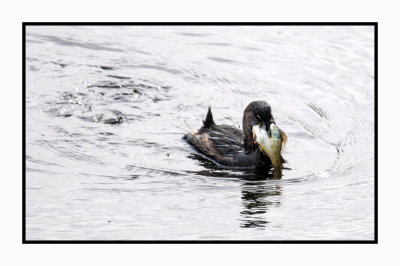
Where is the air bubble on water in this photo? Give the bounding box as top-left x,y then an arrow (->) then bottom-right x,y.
93,113 -> 103,123
315,170 -> 329,178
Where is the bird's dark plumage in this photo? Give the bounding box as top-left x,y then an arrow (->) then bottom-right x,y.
185,101 -> 282,168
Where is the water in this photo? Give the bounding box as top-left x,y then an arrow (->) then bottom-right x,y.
25,25 -> 375,240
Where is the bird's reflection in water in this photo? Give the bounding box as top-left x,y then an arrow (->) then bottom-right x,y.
187,153 -> 283,229
240,178 -> 282,228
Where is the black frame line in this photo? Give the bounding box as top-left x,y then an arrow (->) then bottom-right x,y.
23,22 -> 375,26
22,23 -> 26,243
22,22 -> 378,244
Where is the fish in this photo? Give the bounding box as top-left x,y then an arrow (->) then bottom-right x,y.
252,123 -> 287,169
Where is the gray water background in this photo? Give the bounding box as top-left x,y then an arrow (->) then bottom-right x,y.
25,26 -> 375,240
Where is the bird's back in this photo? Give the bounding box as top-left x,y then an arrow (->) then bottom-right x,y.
185,124 -> 245,166
185,107 -> 264,167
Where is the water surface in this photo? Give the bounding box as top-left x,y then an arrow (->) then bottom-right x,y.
26,26 -> 375,240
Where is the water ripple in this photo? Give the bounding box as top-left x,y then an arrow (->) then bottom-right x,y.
32,34 -> 123,52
